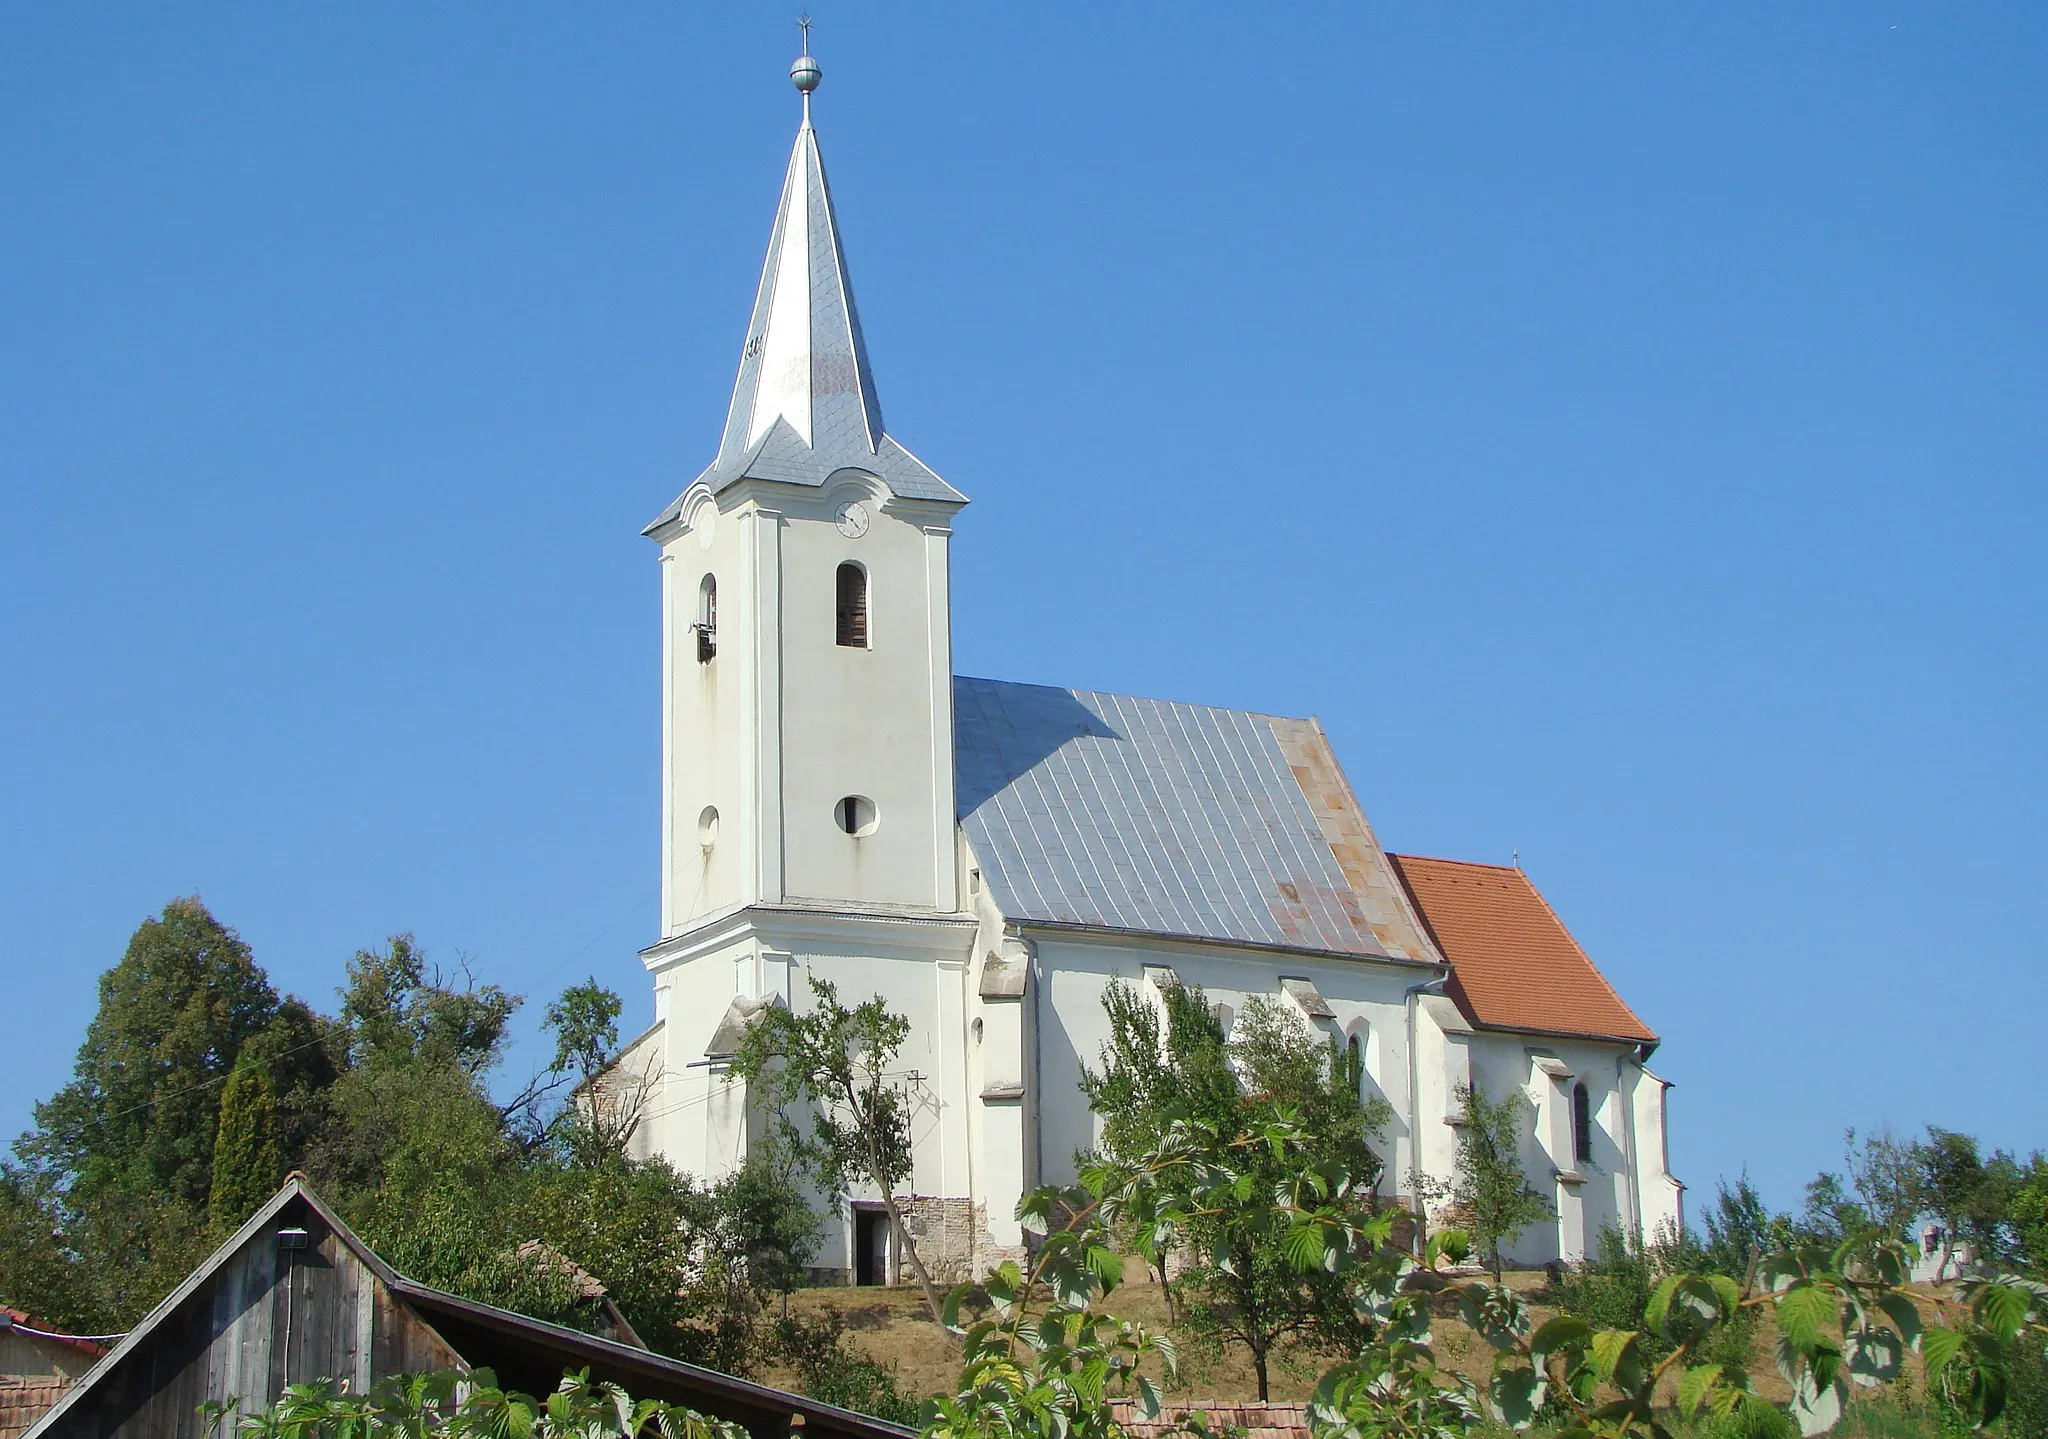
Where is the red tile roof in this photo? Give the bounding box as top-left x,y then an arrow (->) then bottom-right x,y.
1111,1399 -> 1310,1439
1388,855 -> 1656,1045
0,1311 -> 106,1361
0,1377 -> 73,1439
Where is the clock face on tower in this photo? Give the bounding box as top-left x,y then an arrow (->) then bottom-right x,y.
835,501 -> 871,538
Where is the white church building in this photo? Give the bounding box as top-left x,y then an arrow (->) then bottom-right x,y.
597,53 -> 1682,1282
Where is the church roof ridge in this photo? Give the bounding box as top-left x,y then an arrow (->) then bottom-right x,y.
647,77 -> 962,534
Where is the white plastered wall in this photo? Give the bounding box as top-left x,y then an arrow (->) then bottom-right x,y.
655,473 -> 960,932
1453,1033 -> 1677,1267
640,907 -> 978,1273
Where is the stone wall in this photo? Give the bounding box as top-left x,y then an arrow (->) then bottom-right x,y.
899,1196 -> 1028,1284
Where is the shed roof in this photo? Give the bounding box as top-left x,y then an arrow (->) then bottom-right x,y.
1387,855 -> 1656,1045
953,678 -> 1435,964
29,1179 -> 911,1439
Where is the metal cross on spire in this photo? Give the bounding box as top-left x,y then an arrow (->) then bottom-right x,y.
790,15 -> 821,124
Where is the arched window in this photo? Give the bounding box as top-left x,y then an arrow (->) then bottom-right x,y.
836,562 -> 869,648
1347,1033 -> 1366,1099
1572,1081 -> 1593,1164
696,574 -> 717,663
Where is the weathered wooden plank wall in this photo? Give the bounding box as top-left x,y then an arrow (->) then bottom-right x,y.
38,1207 -> 461,1439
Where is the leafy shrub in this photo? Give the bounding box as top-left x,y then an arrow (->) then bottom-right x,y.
1554,1226 -> 1756,1370
2001,1334 -> 2048,1439
769,1311 -> 922,1426
1698,1400 -> 1798,1439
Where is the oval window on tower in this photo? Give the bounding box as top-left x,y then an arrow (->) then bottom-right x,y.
834,795 -> 877,836
836,562 -> 869,648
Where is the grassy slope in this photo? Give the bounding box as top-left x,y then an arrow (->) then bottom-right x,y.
765,1271 -> 1963,1415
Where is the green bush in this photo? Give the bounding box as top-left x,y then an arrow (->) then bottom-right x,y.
1552,1226 -> 1757,1371
1699,1401 -> 1799,1439
769,1311 -> 922,1426
2003,1335 -> 2048,1439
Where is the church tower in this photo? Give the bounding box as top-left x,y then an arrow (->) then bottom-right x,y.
642,48 -> 968,941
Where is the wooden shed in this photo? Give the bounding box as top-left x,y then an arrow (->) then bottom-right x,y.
28,1178 -> 912,1439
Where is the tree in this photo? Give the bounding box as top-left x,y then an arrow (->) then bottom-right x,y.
1444,1082 -> 1553,1281
1841,1126 -> 1923,1243
5,899 -> 331,1330
208,1064 -> 282,1232
336,935 -> 520,1077
711,1144 -> 821,1319
1077,980 -> 1242,1319
2010,1153 -> 2048,1276
1917,1128 -> 1988,1280
17,897 -> 328,1213
1080,984 -> 1393,1399
503,978 -> 625,1150
1699,1173 -> 1786,1279
510,1156 -> 725,1364
0,1161 -> 213,1333
728,976 -> 945,1324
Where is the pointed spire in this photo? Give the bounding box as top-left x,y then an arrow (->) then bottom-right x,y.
714,111 -> 885,467
649,33 -> 962,534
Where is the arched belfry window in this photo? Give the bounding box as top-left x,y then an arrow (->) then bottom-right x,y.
1571,1081 -> 1593,1165
836,563 -> 869,648
696,575 -> 717,663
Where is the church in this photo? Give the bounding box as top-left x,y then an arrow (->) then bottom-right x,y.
596,49 -> 1682,1284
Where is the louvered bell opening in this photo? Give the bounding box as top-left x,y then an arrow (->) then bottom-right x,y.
835,563 -> 868,648
696,574 -> 717,663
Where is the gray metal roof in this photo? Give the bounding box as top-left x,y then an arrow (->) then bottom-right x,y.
955,678 -> 1411,960
648,119 -> 963,533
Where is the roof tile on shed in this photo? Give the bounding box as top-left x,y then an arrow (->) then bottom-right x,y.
1,1377 -> 72,1439
1388,855 -> 1656,1045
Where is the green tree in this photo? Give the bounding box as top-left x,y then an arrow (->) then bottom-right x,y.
0,1162 -> 213,1332
1443,1082 -> 1552,1281
18,898 -> 328,1212
1841,1126 -> 1923,1243
208,1064 -> 282,1232
710,1144 -> 821,1319
335,935 -> 520,1076
503,977 -> 626,1151
2010,1153 -> 2048,1276
1699,1174 -> 1787,1279
511,1156 -> 724,1364
728,976 -> 944,1323
1077,980 -> 1243,1319
1080,983 -> 1393,1399
1915,1127 -> 2028,1278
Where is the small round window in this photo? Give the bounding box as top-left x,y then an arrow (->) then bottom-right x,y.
834,795 -> 877,836
697,806 -> 720,849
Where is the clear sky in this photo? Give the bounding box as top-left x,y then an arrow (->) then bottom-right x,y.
2,4 -> 2041,1213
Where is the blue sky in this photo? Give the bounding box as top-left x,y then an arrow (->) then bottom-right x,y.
2,4 -> 2041,1213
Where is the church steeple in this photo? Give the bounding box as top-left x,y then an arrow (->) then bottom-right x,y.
717,111 -> 885,467
648,42 -> 961,531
